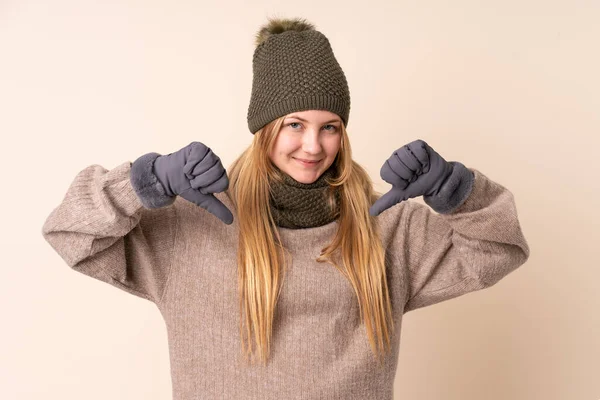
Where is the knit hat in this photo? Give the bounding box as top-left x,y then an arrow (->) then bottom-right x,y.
247,17 -> 351,134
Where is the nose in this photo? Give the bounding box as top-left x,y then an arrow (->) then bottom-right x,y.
301,129 -> 322,154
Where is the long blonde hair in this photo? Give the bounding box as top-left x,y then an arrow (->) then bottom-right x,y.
226,116 -> 394,366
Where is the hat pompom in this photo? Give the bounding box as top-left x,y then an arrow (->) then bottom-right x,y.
254,17 -> 316,47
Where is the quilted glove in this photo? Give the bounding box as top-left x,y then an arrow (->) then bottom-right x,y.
369,139 -> 475,216
130,141 -> 233,225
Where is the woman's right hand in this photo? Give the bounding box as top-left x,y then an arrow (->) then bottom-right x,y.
153,141 -> 233,225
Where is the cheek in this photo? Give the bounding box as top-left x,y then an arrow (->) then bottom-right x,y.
273,136 -> 297,156
326,137 -> 342,155
269,143 -> 286,164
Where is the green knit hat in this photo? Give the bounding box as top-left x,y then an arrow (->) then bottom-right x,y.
247,17 -> 351,134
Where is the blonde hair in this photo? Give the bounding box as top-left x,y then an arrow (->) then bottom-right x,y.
226,116 -> 394,366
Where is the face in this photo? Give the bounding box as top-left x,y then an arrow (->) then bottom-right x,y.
269,110 -> 342,184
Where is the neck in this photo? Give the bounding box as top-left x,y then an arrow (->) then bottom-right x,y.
268,165 -> 340,229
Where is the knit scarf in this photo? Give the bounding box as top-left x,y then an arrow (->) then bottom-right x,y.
269,165 -> 341,229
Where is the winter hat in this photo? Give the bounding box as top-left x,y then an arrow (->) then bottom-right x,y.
247,17 -> 351,134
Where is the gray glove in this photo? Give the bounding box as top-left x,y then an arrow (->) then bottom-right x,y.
369,139 -> 474,216
152,141 -> 233,224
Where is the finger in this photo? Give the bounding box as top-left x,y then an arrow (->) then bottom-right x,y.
188,151 -> 220,178
406,140 -> 430,174
179,188 -> 234,225
185,142 -> 210,164
395,144 -> 422,174
184,151 -> 216,179
189,161 -> 226,191
369,188 -> 404,216
380,160 -> 409,189
183,142 -> 211,176
387,149 -> 414,180
199,173 -> 229,194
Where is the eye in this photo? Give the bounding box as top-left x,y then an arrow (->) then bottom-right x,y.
286,122 -> 339,132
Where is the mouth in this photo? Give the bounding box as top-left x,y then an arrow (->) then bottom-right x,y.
294,157 -> 322,167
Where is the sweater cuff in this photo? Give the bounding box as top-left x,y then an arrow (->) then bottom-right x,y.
130,152 -> 176,209
423,161 -> 475,214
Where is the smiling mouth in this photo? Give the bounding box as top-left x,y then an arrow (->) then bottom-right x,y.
294,158 -> 321,166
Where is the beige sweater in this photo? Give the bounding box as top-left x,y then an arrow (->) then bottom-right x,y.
41,161 -> 530,399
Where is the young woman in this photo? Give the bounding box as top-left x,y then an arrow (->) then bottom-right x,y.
42,17 -> 530,400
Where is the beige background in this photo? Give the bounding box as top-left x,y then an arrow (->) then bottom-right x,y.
1,0 -> 598,399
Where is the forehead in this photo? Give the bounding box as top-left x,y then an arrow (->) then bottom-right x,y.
284,110 -> 341,122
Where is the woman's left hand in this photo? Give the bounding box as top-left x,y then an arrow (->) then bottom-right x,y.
369,139 -> 454,216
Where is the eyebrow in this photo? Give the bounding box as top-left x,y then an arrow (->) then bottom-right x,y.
285,115 -> 341,124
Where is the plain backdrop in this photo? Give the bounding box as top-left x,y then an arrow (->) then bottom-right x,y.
2,1 -> 599,399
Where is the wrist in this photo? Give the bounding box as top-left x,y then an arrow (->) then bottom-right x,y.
130,152 -> 176,209
423,161 -> 475,214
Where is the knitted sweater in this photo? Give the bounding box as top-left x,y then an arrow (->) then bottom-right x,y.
41,161 -> 530,400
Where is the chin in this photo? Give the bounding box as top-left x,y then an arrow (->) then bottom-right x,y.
290,169 -> 322,184
294,177 -> 318,184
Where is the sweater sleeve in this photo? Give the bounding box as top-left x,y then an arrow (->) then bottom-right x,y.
399,167 -> 530,313
41,160 -> 178,304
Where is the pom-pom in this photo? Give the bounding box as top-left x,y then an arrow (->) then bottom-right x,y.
254,17 -> 316,47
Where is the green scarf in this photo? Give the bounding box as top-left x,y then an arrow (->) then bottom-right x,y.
269,165 -> 341,229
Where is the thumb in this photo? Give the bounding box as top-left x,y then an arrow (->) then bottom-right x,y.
179,188 -> 234,225
369,188 -> 405,217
